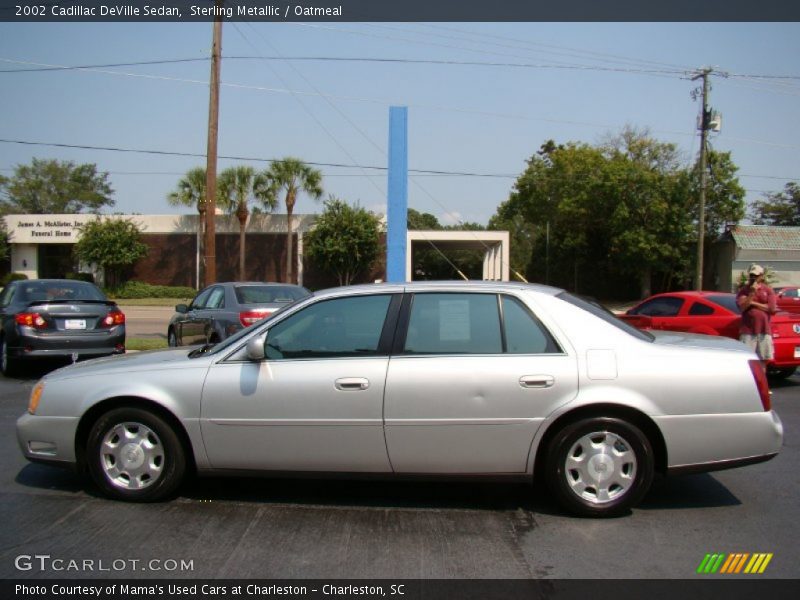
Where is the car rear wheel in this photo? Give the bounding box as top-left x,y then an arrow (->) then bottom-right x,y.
545,417 -> 654,518
1,337 -> 18,377
767,366 -> 796,380
86,407 -> 186,502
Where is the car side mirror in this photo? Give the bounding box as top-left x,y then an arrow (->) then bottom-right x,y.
175,303 -> 189,313
246,334 -> 266,361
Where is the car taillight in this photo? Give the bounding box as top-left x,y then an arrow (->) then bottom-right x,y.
240,310 -> 273,327
101,310 -> 126,327
15,312 -> 47,329
748,359 -> 772,412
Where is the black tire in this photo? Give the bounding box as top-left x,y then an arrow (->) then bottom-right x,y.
167,329 -> 177,347
767,366 -> 796,380
86,407 -> 186,502
545,417 -> 654,518
0,336 -> 18,377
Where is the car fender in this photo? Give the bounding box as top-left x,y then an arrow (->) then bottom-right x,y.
525,385 -> 664,476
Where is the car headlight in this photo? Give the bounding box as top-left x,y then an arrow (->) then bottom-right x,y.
28,381 -> 45,415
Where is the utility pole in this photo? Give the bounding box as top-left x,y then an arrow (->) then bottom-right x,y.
203,0 -> 223,287
692,67 -> 712,291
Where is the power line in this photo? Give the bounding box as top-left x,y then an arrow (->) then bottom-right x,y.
0,55 -> 687,75
4,58 -> 797,150
0,58 -> 209,73
2,141 -> 795,189
0,138 -> 518,178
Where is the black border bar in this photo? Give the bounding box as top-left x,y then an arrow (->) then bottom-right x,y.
4,579 -> 800,600
1,1 -> 800,23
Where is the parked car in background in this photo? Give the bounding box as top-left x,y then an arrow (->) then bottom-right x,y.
620,291 -> 800,378
167,282 -> 310,347
0,279 -> 125,376
18,282 -> 782,517
774,286 -> 800,315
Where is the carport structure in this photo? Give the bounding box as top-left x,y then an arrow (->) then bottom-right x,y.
406,230 -> 510,281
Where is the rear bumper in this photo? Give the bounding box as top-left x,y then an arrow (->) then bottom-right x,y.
668,452 -> 777,476
655,410 -> 783,471
770,336 -> 800,368
7,327 -> 125,360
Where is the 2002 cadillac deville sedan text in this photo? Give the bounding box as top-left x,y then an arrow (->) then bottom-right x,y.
17,282 -> 783,517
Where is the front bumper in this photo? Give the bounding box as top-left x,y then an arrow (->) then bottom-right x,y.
16,413 -> 79,467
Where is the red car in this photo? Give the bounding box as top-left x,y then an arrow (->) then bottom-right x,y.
619,291 -> 800,379
774,286 -> 800,315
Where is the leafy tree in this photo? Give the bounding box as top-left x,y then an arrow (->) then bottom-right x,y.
691,150 -> 746,236
498,140 -> 613,293
493,131 -> 746,298
407,208 -> 441,230
601,130 -> 695,297
218,166 -> 274,280
0,158 -> 114,214
167,167 -> 208,215
751,182 -> 800,226
261,158 -> 323,283
73,218 -> 148,288
305,197 -> 381,286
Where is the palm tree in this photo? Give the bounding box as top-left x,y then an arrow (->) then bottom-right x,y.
262,158 -> 323,283
167,167 -> 207,286
218,166 -> 274,280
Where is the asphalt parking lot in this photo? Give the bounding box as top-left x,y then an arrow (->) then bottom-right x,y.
1,361 -> 798,582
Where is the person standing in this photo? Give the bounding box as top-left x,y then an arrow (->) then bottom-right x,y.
736,264 -> 776,363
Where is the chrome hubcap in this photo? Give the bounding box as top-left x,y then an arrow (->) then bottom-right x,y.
564,431 -> 637,504
100,422 -> 164,490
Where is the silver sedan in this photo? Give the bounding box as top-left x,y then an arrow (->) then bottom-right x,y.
16,282 -> 783,517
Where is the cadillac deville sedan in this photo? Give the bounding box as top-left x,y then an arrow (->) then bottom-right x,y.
17,282 -> 783,517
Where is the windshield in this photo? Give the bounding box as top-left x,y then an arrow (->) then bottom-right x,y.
18,280 -> 107,303
557,292 -> 654,342
188,293 -> 312,358
235,284 -> 310,304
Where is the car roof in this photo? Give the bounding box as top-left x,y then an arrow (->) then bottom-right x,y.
311,280 -> 564,299
215,282 -> 304,287
16,278 -> 95,286
647,290 -> 734,299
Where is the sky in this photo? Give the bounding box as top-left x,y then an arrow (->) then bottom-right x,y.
1,20 -> 799,227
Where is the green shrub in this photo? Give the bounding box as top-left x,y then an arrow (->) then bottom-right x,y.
106,281 -> 196,299
1,272 -> 28,286
65,272 -> 95,283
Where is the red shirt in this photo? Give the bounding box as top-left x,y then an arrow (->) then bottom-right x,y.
736,283 -> 776,335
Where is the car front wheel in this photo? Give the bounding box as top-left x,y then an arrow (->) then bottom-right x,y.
545,417 -> 654,518
167,329 -> 178,347
86,407 -> 186,502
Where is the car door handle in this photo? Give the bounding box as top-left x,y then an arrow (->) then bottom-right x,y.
335,378 -> 370,391
519,375 -> 554,389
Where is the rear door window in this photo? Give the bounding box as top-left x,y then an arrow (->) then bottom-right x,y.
404,293 -> 502,354
502,295 -> 561,354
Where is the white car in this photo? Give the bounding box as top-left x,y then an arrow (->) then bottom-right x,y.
17,282 -> 783,517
